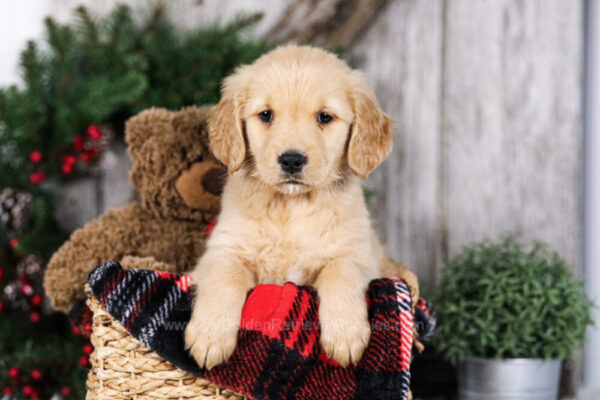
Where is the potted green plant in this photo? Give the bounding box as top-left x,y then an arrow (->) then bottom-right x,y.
433,236 -> 593,400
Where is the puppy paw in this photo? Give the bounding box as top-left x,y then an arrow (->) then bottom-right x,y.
384,260 -> 420,306
319,303 -> 370,367
397,264 -> 420,305
407,282 -> 420,306
184,307 -> 238,369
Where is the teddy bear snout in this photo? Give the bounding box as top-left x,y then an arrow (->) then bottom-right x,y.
202,167 -> 227,195
175,161 -> 226,210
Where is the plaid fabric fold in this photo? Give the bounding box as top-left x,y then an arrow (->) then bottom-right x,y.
88,260 -> 415,400
414,298 -> 436,343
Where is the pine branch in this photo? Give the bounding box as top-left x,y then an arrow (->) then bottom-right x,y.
223,12 -> 264,35
142,3 -> 166,33
73,6 -> 100,47
107,4 -> 136,48
19,42 -> 41,89
45,17 -> 74,64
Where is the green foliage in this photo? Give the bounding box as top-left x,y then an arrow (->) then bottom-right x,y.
432,235 -> 593,363
363,187 -> 375,204
0,313 -> 88,399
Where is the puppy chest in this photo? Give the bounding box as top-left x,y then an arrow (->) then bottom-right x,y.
239,221 -> 342,285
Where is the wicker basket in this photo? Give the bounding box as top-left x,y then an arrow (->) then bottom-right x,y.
85,287 -> 246,400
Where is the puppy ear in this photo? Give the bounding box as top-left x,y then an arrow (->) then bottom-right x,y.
347,72 -> 393,179
208,71 -> 247,173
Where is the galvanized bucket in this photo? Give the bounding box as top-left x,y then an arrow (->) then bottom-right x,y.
457,357 -> 562,400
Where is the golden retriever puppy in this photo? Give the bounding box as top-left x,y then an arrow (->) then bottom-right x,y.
185,45 -> 418,369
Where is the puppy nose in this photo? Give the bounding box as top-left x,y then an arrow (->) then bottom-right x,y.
278,151 -> 307,174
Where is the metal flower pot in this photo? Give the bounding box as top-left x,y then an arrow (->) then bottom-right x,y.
458,357 -> 562,400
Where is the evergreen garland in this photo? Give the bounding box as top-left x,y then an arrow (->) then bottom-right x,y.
0,4 -> 265,399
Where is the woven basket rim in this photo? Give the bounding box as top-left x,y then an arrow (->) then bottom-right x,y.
85,284 -> 247,400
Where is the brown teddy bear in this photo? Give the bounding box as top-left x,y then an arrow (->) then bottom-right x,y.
44,106 -> 226,313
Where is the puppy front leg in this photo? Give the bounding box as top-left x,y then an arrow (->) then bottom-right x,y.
185,253 -> 253,369
383,258 -> 420,305
315,259 -> 371,367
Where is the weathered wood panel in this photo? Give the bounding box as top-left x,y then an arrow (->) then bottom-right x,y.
99,142 -> 134,214
55,177 -> 99,232
442,0 -> 583,270
265,0 -> 391,47
55,142 -> 134,230
350,0 -> 444,288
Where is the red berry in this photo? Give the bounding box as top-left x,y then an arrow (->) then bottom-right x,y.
62,163 -> 74,175
29,312 -> 40,323
21,283 -> 34,297
81,147 -> 98,163
29,171 -> 46,184
22,385 -> 33,396
9,367 -> 19,379
87,125 -> 102,140
4,386 -> 13,395
73,135 -> 84,152
83,343 -> 94,355
29,151 -> 42,163
71,326 -> 79,335
31,369 -> 42,380
9,238 -> 19,248
30,389 -> 40,399
31,294 -> 43,306
62,154 -> 77,165
0,302 -> 4,312
0,266 -> 4,281
78,355 -> 89,367
60,386 -> 71,397
16,274 -> 27,283
84,323 -> 92,332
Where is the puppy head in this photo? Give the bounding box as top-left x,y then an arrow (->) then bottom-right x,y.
209,45 -> 393,195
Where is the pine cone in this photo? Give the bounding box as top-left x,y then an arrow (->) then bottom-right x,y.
0,188 -> 33,230
3,281 -> 28,311
16,255 -> 45,281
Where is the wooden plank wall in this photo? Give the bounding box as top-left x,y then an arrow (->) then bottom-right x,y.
47,0 -> 584,288
352,0 -> 583,288
350,0 -> 444,288
441,0 -> 583,277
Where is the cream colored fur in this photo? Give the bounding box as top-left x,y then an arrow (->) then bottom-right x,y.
185,45 -> 418,369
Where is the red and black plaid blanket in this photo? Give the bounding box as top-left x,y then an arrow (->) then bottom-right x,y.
88,260 -> 422,400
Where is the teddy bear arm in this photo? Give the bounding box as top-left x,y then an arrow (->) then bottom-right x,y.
45,203 -> 162,312
44,241 -> 101,313
382,258 -> 420,304
120,255 -> 176,272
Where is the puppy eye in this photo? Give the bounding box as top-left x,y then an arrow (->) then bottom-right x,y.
317,112 -> 333,124
258,110 -> 273,123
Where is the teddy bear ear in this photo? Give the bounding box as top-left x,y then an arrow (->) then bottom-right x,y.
171,106 -> 212,136
125,108 -> 178,196
171,106 -> 213,150
125,108 -> 174,151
